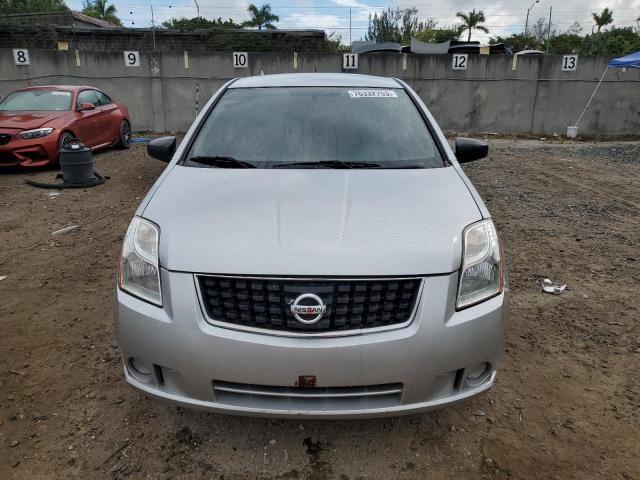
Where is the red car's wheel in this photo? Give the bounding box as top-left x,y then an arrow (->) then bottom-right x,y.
58,132 -> 74,149
56,132 -> 75,164
117,120 -> 131,149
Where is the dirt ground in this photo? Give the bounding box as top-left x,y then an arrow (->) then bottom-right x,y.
0,139 -> 638,480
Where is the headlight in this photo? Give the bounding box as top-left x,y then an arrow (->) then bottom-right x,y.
118,216 -> 162,306
16,127 -> 54,140
457,219 -> 503,309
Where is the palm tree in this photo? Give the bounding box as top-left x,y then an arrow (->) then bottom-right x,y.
591,8 -> 613,33
243,3 -> 279,30
456,9 -> 489,42
81,0 -> 122,26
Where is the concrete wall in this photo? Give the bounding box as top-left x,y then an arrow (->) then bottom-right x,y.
1,49 -> 638,136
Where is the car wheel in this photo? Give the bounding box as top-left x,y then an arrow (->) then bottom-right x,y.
117,120 -> 131,149
56,132 -> 75,164
58,132 -> 75,150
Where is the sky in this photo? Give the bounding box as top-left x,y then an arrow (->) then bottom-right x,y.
67,0 -> 640,44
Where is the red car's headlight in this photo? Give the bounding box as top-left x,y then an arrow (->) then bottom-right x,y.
15,128 -> 54,140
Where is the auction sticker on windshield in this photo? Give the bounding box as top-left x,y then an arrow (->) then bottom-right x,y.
348,90 -> 398,98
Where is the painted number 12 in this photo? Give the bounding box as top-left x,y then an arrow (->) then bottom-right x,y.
452,54 -> 467,70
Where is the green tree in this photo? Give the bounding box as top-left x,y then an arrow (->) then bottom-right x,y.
591,7 -> 613,33
366,8 -> 401,43
580,27 -> 640,55
456,9 -> 489,42
162,16 -> 240,30
81,0 -> 122,26
325,32 -> 348,53
399,8 -> 435,44
489,33 -> 541,52
413,26 -> 462,43
366,7 -> 435,44
243,3 -> 279,30
0,0 -> 68,14
548,33 -> 583,54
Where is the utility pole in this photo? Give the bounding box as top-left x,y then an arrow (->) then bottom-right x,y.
349,7 -> 352,47
151,5 -> 156,51
194,0 -> 200,18
525,0 -> 540,35
546,6 -> 552,52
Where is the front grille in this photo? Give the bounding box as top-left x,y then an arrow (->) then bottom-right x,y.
0,134 -> 11,146
213,380 -> 404,410
197,275 -> 422,334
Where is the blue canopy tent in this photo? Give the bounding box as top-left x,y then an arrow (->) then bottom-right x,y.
572,51 -> 640,133
607,51 -> 640,68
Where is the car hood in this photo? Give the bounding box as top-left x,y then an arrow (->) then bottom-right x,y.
143,166 -> 483,276
0,111 -> 68,130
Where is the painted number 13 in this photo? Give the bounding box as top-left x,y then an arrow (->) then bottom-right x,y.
562,55 -> 577,71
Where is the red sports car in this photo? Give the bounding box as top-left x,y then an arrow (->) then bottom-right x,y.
0,85 -> 131,168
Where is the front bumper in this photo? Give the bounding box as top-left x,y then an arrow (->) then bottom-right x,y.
0,134 -> 58,167
116,270 -> 508,418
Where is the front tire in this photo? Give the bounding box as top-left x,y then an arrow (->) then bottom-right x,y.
116,120 -> 131,149
56,132 -> 75,165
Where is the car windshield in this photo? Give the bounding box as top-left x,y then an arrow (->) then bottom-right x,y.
0,90 -> 72,111
186,87 -> 444,169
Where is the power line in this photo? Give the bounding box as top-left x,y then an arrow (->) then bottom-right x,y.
113,2 -> 640,13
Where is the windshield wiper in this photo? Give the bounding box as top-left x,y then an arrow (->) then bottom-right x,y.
188,156 -> 256,168
270,160 -> 382,169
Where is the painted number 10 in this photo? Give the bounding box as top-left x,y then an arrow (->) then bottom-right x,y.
233,52 -> 248,68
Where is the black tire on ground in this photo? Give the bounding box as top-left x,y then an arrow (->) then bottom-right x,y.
116,119 -> 132,149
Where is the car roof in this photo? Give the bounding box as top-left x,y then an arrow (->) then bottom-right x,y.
17,85 -> 95,92
229,73 -> 401,89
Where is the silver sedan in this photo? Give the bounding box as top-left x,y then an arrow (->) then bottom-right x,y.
116,73 -> 509,418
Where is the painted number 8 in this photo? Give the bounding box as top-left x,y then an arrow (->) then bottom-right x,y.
13,49 -> 30,66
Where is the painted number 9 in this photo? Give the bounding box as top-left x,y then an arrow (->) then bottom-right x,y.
124,51 -> 140,67
452,54 -> 467,70
561,55 -> 578,71
13,49 -> 30,66
233,52 -> 248,68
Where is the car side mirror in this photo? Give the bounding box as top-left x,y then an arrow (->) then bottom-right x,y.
147,136 -> 176,162
455,138 -> 489,164
78,102 -> 95,111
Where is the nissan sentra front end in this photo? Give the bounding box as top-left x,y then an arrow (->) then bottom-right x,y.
116,270 -> 507,418
115,73 -> 509,418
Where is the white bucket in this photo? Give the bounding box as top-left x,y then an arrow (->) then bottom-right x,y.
566,126 -> 579,138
